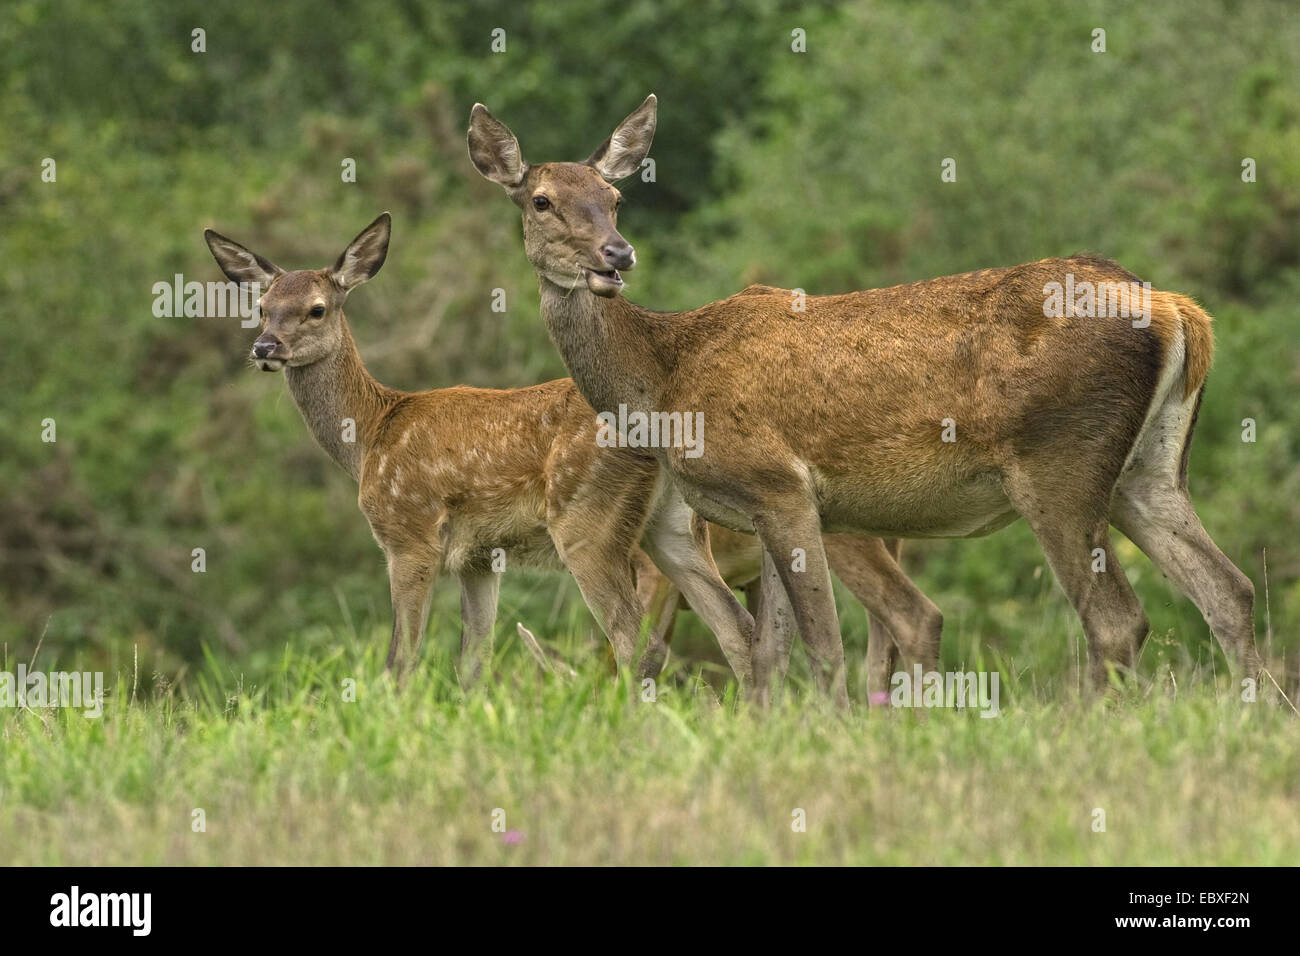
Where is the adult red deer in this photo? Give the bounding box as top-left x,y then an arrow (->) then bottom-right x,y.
468,94 -> 1261,706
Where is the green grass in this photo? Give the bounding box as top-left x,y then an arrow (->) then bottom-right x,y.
1,627 -> 1296,865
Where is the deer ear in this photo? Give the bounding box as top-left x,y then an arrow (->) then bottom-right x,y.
585,94 -> 657,182
467,104 -> 528,187
331,212 -> 391,291
204,229 -> 283,287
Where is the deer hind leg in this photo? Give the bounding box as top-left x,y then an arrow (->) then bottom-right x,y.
457,572 -> 501,688
1108,377 -> 1261,683
1005,473 -> 1148,692
642,498 -> 754,689
385,549 -> 439,679
1112,480 -> 1260,683
752,496 -> 848,708
824,535 -> 941,706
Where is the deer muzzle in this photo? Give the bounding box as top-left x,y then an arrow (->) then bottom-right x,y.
251,333 -> 288,371
585,240 -> 636,297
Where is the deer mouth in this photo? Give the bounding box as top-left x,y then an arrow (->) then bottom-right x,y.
585,268 -> 624,297
254,357 -> 286,372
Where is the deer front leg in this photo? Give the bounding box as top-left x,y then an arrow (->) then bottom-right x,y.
753,497 -> 848,709
458,571 -> 501,688
385,551 -> 438,680
631,547 -> 682,678
552,526 -> 645,675
750,550 -> 797,707
641,497 -> 754,692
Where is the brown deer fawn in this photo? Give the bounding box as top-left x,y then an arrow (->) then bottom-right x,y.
468,94 -> 1262,706
204,213 -> 760,686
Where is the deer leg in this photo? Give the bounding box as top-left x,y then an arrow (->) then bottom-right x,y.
385,551 -> 438,679
750,549 -> 797,706
857,539 -> 906,706
824,535 -> 939,706
872,538 -> 906,702
553,528 -> 645,675
753,500 -> 848,708
1005,476 -> 1148,692
568,556 -> 644,675
458,571 -> 501,688
642,500 -> 754,690
1111,482 -> 1260,683
863,615 -> 898,707
632,547 -> 682,677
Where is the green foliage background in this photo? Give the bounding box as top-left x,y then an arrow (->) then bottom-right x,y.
2,0 -> 1297,694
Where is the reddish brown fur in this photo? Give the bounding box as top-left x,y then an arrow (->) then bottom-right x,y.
469,95 -> 1260,703
205,215 -> 757,685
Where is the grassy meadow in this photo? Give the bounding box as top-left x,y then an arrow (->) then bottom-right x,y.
1,605 -> 1297,866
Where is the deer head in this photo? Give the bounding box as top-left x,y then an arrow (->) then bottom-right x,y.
204,213 -> 391,370
467,96 -> 656,298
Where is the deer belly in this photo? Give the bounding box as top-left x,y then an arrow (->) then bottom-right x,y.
439,510 -> 561,575
816,471 -> 1016,539
673,483 -> 757,535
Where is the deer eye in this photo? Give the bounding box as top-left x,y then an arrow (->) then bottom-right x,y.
309,305 -> 325,318
615,195 -> 624,210
532,195 -> 550,211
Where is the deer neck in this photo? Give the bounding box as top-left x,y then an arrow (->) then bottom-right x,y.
283,320 -> 392,482
538,278 -> 679,416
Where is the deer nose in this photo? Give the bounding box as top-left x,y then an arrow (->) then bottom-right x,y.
601,242 -> 636,271
252,334 -> 281,359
